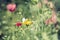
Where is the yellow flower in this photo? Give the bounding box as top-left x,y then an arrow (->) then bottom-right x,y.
22,19 -> 33,25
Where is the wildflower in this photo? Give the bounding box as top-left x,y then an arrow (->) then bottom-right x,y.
45,10 -> 57,25
44,0 -> 48,4
16,22 -> 22,27
22,18 -> 33,26
7,3 -> 16,12
22,18 -> 26,22
48,2 -> 54,9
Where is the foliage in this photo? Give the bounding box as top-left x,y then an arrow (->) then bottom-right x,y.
0,0 -> 60,40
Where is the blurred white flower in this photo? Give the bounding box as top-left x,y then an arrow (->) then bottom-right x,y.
22,18 -> 26,22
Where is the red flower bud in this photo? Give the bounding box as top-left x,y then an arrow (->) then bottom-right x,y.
16,22 -> 22,27
7,3 -> 16,12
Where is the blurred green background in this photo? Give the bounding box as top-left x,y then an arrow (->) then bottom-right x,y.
0,0 -> 60,40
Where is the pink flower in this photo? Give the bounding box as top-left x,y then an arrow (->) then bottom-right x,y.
45,11 -> 57,25
16,22 -> 22,27
7,3 -> 16,12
